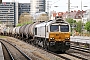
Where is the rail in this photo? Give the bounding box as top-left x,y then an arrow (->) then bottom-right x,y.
1,42 -> 14,60
70,36 -> 90,44
0,39 -> 32,60
70,36 -> 90,51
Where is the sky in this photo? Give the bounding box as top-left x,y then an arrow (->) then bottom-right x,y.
2,0 -> 90,12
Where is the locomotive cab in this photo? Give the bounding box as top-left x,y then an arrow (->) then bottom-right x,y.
49,24 -> 70,42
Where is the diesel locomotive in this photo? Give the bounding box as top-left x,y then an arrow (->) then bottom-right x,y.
0,17 -> 70,52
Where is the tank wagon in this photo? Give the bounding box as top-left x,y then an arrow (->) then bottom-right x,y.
1,17 -> 70,52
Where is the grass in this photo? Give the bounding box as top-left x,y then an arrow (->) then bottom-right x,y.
0,35 -> 7,38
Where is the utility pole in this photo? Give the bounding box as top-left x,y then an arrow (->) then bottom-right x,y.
81,0 -> 83,35
68,0 -> 70,18
0,0 -> 2,3
47,0 -> 50,20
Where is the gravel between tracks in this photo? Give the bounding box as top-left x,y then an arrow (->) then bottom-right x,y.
2,37 -> 63,60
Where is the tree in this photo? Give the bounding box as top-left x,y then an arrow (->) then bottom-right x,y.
66,18 -> 76,33
66,18 -> 73,24
36,13 -> 49,21
75,21 -> 82,33
66,18 -> 76,25
18,12 -> 33,26
85,21 -> 90,32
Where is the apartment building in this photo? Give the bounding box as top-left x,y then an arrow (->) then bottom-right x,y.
30,0 -> 45,15
0,2 -> 30,27
0,2 -> 18,27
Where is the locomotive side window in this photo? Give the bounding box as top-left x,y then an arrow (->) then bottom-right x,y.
60,25 -> 69,32
35,28 -> 37,35
50,25 -> 59,32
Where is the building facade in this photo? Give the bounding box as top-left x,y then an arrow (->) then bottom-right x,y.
0,2 -> 30,27
30,0 -> 45,15
0,2 -> 18,27
18,3 -> 30,18
82,9 -> 90,24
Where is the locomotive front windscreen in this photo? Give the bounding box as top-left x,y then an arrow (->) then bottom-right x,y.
50,25 -> 59,32
60,25 -> 69,32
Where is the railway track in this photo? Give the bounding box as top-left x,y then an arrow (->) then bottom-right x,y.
1,37 -> 90,60
30,41 -> 89,60
30,43 -> 71,60
65,52 -> 88,60
46,50 -> 88,60
14,37 -> 90,60
22,38 -> 89,60
71,45 -> 90,53
66,42 -> 90,60
47,46 -> 89,60
1,41 -> 14,60
0,39 -> 32,60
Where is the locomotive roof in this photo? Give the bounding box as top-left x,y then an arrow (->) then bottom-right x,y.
35,20 -> 53,27
35,18 -> 69,27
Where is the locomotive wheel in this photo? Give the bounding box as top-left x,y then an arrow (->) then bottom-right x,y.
32,40 -> 35,45
34,39 -> 39,47
43,40 -> 47,50
44,40 -> 50,50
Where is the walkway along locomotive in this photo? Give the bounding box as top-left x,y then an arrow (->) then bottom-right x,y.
0,17 -> 70,52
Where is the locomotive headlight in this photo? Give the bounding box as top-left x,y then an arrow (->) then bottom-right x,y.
52,38 -> 55,39
50,38 -> 53,39
65,38 -> 70,40
50,37 -> 55,40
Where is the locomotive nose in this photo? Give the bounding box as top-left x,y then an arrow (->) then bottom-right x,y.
49,32 -> 70,42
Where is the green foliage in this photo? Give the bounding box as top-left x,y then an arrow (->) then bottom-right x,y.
66,18 -> 73,25
24,20 -> 33,24
66,18 -> 76,34
75,21 -> 82,33
0,21 -> 2,24
17,20 -> 33,27
66,18 -> 76,25
17,23 -> 23,26
19,12 -> 33,25
85,21 -> 90,32
0,35 -> 7,38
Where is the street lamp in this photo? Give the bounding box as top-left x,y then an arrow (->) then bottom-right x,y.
81,0 -> 88,36
81,0 -> 83,35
